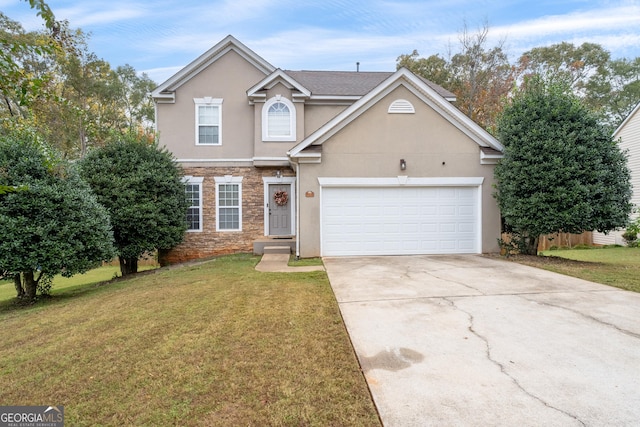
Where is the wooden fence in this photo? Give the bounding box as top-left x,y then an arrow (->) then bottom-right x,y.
501,231 -> 593,252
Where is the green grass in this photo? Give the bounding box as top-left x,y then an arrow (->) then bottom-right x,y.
0,265 -> 157,307
511,246 -> 640,293
288,256 -> 324,267
0,254 -> 379,426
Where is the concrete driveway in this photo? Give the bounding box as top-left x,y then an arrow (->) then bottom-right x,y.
323,255 -> 640,427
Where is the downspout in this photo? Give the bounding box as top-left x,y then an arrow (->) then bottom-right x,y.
295,161 -> 300,259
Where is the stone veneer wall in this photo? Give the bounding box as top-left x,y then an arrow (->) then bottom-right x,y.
159,165 -> 295,265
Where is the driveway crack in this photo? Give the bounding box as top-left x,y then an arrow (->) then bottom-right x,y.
443,297 -> 587,427
520,296 -> 640,340
419,269 -> 485,295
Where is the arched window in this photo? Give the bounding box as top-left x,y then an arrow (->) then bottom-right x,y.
263,97 -> 296,141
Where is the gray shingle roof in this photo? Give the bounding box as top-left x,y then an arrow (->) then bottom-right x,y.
284,70 -> 455,100
284,71 -> 391,96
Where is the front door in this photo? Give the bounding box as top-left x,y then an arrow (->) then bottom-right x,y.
269,183 -> 292,236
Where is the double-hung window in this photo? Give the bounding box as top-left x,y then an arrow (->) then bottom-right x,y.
194,98 -> 222,145
214,176 -> 243,231
184,176 -> 203,232
262,96 -> 296,141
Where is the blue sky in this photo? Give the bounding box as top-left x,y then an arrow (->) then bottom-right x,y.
3,0 -> 640,84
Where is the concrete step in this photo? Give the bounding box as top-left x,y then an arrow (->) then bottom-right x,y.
263,246 -> 291,255
253,238 -> 295,255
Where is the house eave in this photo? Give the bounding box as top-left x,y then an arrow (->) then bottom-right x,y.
153,92 -> 176,103
480,156 -> 502,165
247,69 -> 312,101
288,147 -> 322,163
480,147 -> 503,164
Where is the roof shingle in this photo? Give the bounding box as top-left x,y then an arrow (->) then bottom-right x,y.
284,70 -> 455,100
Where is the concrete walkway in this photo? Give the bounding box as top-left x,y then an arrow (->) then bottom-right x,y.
255,253 -> 325,273
324,255 -> 640,427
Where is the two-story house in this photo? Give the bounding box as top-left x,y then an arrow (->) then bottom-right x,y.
152,35 -> 503,263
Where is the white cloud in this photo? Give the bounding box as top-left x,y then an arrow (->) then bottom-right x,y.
143,66 -> 185,84
55,3 -> 148,27
493,4 -> 640,38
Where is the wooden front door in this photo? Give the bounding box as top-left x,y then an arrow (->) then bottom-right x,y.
269,183 -> 291,235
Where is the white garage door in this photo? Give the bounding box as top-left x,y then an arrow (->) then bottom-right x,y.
321,186 -> 480,256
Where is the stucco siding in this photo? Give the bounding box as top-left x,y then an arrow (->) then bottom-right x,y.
156,50 -> 267,160
297,85 -> 501,257
303,105 -> 349,137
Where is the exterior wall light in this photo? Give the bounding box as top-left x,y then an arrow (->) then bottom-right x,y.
400,159 -> 406,171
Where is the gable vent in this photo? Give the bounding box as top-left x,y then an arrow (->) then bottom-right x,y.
388,99 -> 415,114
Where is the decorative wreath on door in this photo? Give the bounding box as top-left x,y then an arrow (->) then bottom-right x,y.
274,190 -> 289,206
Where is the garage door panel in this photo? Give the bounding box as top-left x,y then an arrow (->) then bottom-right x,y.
421,223 -> 438,233
459,206 -> 475,216
459,222 -> 475,232
321,185 -> 480,256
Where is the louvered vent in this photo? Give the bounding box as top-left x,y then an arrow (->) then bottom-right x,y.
388,99 -> 415,114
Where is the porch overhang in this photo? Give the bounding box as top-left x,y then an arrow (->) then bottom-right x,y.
288,145 -> 322,164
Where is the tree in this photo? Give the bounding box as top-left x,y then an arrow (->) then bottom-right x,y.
518,42 -> 610,94
516,42 -> 640,128
78,135 -> 188,275
448,21 -> 514,132
601,57 -> 640,127
494,76 -> 632,255
2,4 -> 157,159
397,21 -> 514,132
0,131 -> 116,299
397,50 -> 451,88
0,1 -> 76,120
0,12 -> 54,118
114,64 -> 156,136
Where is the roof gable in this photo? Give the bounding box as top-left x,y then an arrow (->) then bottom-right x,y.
247,69 -> 311,102
151,35 -> 275,102
288,68 -> 502,159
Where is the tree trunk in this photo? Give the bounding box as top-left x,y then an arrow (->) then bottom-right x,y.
14,274 -> 25,299
23,271 -> 37,300
119,257 -> 139,276
526,235 -> 540,256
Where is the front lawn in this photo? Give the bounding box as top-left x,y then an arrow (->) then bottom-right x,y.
0,254 -> 380,426
0,264 -> 157,306
506,246 -> 640,293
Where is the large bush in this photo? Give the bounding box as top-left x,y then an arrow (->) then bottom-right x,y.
79,135 -> 188,275
0,133 -> 116,299
494,76 -> 632,254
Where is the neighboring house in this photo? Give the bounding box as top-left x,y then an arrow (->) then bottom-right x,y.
593,102 -> 640,246
152,35 -> 504,263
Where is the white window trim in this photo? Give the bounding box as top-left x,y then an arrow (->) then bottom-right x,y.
214,175 -> 243,232
262,96 -> 296,142
194,97 -> 223,146
183,176 -> 204,232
